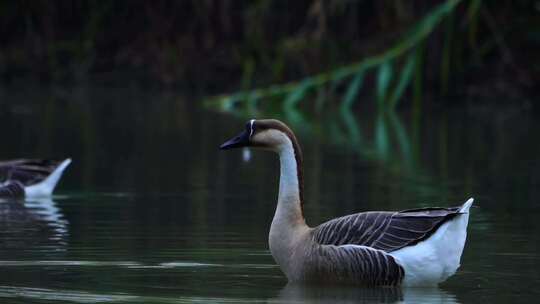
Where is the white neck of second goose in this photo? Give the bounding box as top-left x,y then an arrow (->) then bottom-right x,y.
268,129 -> 309,269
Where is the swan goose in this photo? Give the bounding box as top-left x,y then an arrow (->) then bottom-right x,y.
0,158 -> 71,198
220,119 -> 473,286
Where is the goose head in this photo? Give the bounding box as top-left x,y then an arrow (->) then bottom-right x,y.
220,119 -> 299,153
220,119 -> 306,218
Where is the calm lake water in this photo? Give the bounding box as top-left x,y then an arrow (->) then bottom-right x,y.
1,87 -> 539,303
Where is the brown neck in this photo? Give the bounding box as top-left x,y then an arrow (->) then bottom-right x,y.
289,135 -> 304,217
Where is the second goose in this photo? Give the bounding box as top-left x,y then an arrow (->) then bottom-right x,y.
220,119 -> 473,287
0,158 -> 71,198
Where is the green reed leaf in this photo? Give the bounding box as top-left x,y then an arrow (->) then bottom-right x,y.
389,52 -> 416,109
341,66 -> 367,111
376,61 -> 393,108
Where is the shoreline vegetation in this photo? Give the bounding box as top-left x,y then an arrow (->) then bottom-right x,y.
205,0 -> 461,113
0,0 -> 536,109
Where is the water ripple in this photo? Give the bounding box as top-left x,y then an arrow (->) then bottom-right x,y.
0,260 -> 278,269
0,285 -> 266,304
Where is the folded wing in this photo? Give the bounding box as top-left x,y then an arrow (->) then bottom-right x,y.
312,207 -> 462,252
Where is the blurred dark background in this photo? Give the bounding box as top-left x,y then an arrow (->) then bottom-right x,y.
1,0 -> 538,107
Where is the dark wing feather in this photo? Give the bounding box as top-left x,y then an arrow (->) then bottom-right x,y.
308,244 -> 404,286
312,207 -> 462,252
0,159 -> 61,186
0,181 -> 25,197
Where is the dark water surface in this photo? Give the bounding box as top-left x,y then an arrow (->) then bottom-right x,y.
1,87 -> 539,303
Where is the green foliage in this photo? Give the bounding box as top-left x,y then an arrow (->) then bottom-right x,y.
376,61 -> 394,110
340,67 -> 366,112
206,0 -> 462,113
389,52 -> 416,109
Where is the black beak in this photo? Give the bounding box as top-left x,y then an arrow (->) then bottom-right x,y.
220,129 -> 250,150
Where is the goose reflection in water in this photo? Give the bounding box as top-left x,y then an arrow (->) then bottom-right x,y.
0,198 -> 68,249
270,283 -> 459,304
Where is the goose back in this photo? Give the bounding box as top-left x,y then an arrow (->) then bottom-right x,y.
0,159 -> 62,186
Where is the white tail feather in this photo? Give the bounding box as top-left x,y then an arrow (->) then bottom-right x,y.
24,158 -> 72,198
390,197 -> 474,286
460,198 -> 474,213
